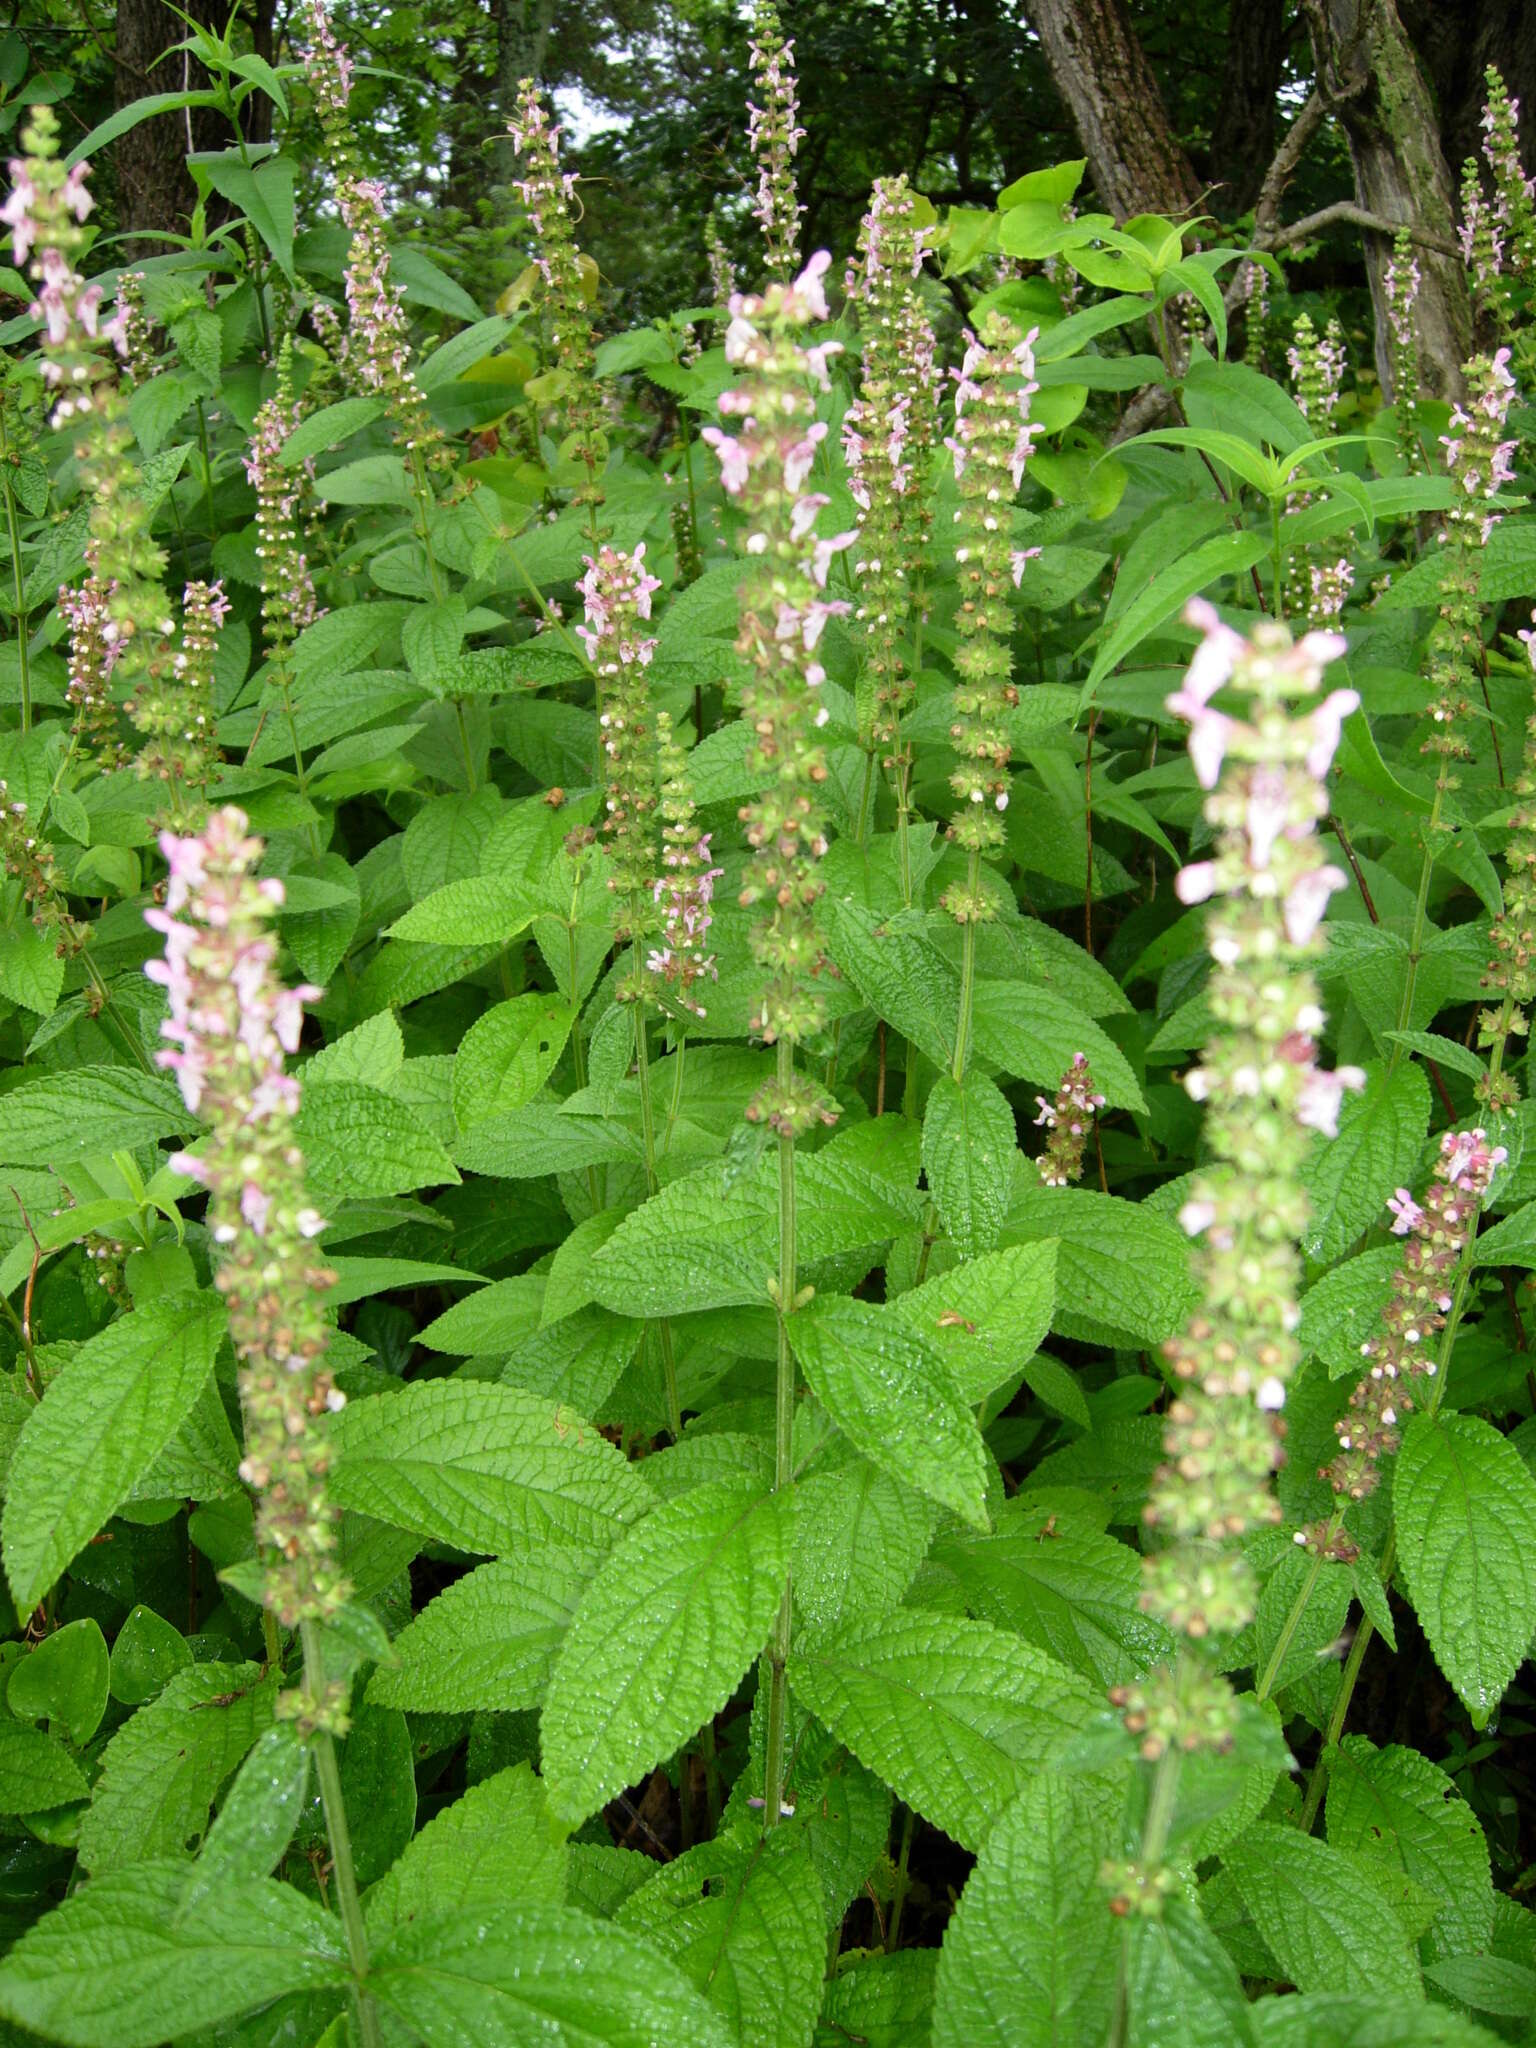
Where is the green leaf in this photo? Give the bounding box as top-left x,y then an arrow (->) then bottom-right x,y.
790,1295 -> 989,1530
817,1952 -> 936,2048
294,1078 -> 460,1204
1422,1955 -> 1536,2019
280,395 -> 385,464
314,452 -> 413,507
366,1554 -> 581,1712
1300,1061 -> 1429,1264
930,1510 -> 1170,1687
541,1480 -> 793,1825
3,1293 -> 225,1611
1083,530 -> 1271,698
1324,1736 -> 1493,1962
932,1771 -> 1122,2046
922,1072 -> 1015,1258
619,1829 -> 825,2048
365,1763 -> 567,1937
339,1702 -> 417,1885
1249,1992 -> 1503,2047
1394,1412 -> 1536,1726
403,596 -> 469,683
1004,1186 -> 1196,1346
0,1861 -> 345,2048
1225,1822 -> 1422,2000
200,155 -> 296,278
788,1611 -> 1095,1851
78,1662 -> 277,1874
1127,1899 -> 1256,2048
328,1379 -> 653,1553
970,980 -> 1148,1111
369,1903 -> 732,2048
1299,1247 -> 1399,1377
453,994 -> 576,1130
65,89 -> 224,167
417,1274 -> 544,1353
889,1242 -> 1057,1404
0,1720 -> 89,1812
109,1604 -> 193,1705
792,1461 -> 937,1634
181,1723 -> 310,1913
7,1617 -> 109,1744
387,873 -> 538,945
821,900 -> 955,1068
0,1066 -> 190,1166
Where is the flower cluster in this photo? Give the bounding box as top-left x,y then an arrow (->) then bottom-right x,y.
706,213 -> 737,312
509,80 -> 608,505
245,356 -> 322,683
578,541 -> 663,917
1384,231 -> 1423,472
1482,625 -> 1536,1087
0,781 -> 85,956
304,0 -> 439,459
843,177 -> 940,775
1286,313 -> 1346,429
747,1 -> 805,281
5,110 -> 170,735
144,809 -> 349,1694
125,578 -> 225,811
1460,155 -> 1509,331
1482,66 -> 1535,281
942,313 -> 1038,901
60,574 -> 126,771
1425,348 -> 1519,756
1325,1130 -> 1506,1500
113,270 -> 154,387
1308,556 -> 1354,626
648,710 -> 721,1020
1034,1053 -> 1105,1187
704,252 -> 854,1116
1141,605 -> 1362,1646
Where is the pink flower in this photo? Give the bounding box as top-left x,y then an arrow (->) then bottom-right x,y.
1387,1188 -> 1423,1235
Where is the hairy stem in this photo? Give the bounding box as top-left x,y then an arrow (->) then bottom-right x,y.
300,1622 -> 380,2048
762,1032 -> 798,1831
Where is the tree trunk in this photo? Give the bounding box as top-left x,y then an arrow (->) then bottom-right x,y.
1303,0 -> 1471,401
1024,0 -> 1203,221
1398,0 -> 1536,195
114,0 -> 257,246
1208,0 -> 1290,217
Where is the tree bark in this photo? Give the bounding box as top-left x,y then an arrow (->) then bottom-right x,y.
1303,0 -> 1471,401
1208,0 -> 1290,217
1025,0 -> 1203,220
492,0 -> 559,184
114,0 -> 267,246
1399,0 -> 1536,195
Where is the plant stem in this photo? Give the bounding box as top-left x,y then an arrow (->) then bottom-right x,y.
1389,782 -> 1448,1063
299,1621 -> 380,2048
630,965 -> 683,1441
886,1805 -> 916,1952
762,1032 -> 798,1832
952,848 -> 982,1086
0,441 -> 32,736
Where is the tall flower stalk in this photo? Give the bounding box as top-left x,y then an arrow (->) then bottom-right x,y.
942,313 -> 1039,1082
1395,349 -> 1518,1044
144,807 -> 380,2048
245,346 -> 323,797
704,250 -> 852,1828
1106,608 -> 1360,1961
509,80 -> 608,524
1285,314 -> 1346,619
1480,625 -> 1536,1097
844,175 -> 939,887
1482,66 -> 1536,284
1385,231 -> 1423,472
747,1 -> 805,281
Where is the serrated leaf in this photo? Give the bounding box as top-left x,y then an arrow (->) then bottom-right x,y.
417,1274 -> 544,1353
279,395 -> 385,464
366,1555 -> 582,1712
788,1611 -> 1096,1850
932,1771 -> 1122,2046
1225,1822 -> 1422,2000
1127,1898 -> 1256,2048
387,873 -> 538,945
1300,1062 -> 1429,1264
889,1242 -> 1057,1404
1005,1186 -> 1196,1346
541,1480 -> 793,1825
365,1763 -> 567,1937
78,1662 -> 277,1874
970,980 -> 1147,1113
1325,1736 -> 1493,1962
1394,1412 -> 1536,1725
821,900 -> 956,1067
0,1861 -> 346,2048
620,1829 -> 825,2048
790,1294 -> 989,1529
1248,1991 -> 1502,2046
817,1951 -> 936,2048
792,1461 -> 936,1633
370,1903 -> 732,2048
7,1617 -> 109,1745
453,994 -> 576,1131
923,1072 -> 1016,1258
3,1293 -> 225,1611
1299,1248 -> 1400,1377
294,1078 -> 460,1203
180,1724 -> 310,1913
0,1066 -> 191,1166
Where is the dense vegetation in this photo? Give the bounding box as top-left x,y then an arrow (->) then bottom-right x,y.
0,1 -> 1533,2043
